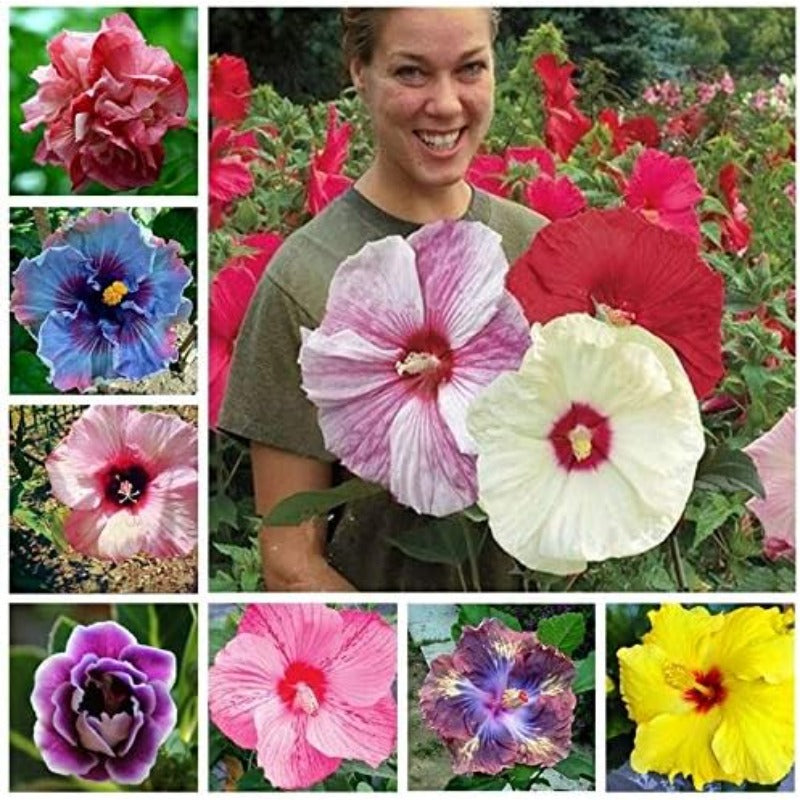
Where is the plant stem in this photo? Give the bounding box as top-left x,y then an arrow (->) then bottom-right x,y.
220,450 -> 245,495
462,522 -> 483,592
455,563 -> 468,592
9,730 -> 42,761
32,207 -> 51,244
669,534 -> 688,590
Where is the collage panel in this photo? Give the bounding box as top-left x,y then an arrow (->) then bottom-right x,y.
9,6 -> 198,196
10,206 -> 197,396
9,404 -> 198,593
208,5 -> 795,596
606,602 -> 795,792
408,602 -> 595,791
9,601 -> 198,791
208,602 -> 398,792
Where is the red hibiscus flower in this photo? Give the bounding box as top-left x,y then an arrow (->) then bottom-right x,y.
467,146 -> 555,199
598,108 -> 661,155
209,127 -> 258,229
665,104 -> 708,141
523,174 -> 586,221
306,105 -> 354,215
624,149 -> 703,244
507,207 -> 725,397
21,13 -> 188,191
717,163 -> 752,255
210,233 -> 283,427
210,54 -> 251,124
533,54 -> 591,160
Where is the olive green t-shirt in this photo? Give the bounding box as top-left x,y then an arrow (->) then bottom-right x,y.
219,187 -> 547,591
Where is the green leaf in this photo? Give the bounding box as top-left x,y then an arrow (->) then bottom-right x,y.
573,652 -> 596,693
209,493 -> 238,531
487,607 -> 522,631
386,517 -> 475,566
694,445 -> 765,498
10,645 -> 45,738
263,478 -> 384,525
150,208 -> 197,255
47,616 -> 78,655
446,774 -> 508,790
11,350 -> 55,394
458,604 -> 491,626
237,768 -> 272,790
537,612 -> 586,655
461,504 -> 488,523
552,750 -> 594,780
700,195 -> 730,216
115,605 -> 158,648
685,493 -> 740,549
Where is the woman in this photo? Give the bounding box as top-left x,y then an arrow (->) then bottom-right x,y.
219,7 -> 547,591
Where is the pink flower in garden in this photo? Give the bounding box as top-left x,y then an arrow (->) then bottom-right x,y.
46,406 -> 197,561
210,232 -> 283,428
598,109 -> 660,155
624,149 -> 704,244
751,89 -> 770,111
209,604 -> 397,790
466,153 -> 509,198
523,174 -> 586,221
21,13 -> 188,191
210,54 -> 251,124
533,54 -> 591,160
697,82 -> 719,105
300,220 -> 530,516
719,71 -> 735,95
306,105 -> 354,215
209,127 -> 258,228
744,409 -> 795,561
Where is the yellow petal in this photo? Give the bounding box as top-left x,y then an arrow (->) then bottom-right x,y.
618,643 -> 686,723
631,707 -> 725,790
642,604 -> 722,668
712,606 -> 794,683
711,678 -> 794,786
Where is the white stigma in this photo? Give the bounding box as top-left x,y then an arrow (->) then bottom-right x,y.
293,682 -> 320,715
396,351 -> 441,376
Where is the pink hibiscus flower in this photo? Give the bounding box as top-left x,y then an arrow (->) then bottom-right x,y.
210,233 -> 283,428
744,409 -> 795,561
523,174 -> 586,221
209,604 -> 397,790
624,148 -> 704,244
467,147 -> 555,199
21,13 -> 188,191
210,54 -> 251,124
306,105 -> 354,215
300,220 -> 530,516
46,406 -> 197,561
209,127 -> 258,229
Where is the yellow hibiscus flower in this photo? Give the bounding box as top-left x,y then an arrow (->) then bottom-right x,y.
618,604 -> 794,790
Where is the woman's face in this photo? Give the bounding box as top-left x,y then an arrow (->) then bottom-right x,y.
352,8 -> 495,194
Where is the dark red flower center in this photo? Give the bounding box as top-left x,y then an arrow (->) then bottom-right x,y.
395,329 -> 453,396
684,667 -> 727,713
80,670 -> 134,718
549,402 -> 612,471
103,463 -> 150,507
278,661 -> 327,715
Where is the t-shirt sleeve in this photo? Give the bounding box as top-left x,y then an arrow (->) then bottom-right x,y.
217,271 -> 334,462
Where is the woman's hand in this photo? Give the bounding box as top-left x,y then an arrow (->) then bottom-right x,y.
250,442 -> 356,591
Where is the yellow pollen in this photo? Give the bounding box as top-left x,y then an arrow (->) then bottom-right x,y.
603,305 -> 635,327
568,424 -> 593,461
662,663 -> 713,697
102,281 -> 128,306
501,688 -> 529,709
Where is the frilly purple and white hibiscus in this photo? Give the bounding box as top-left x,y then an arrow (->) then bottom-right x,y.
31,621 -> 176,784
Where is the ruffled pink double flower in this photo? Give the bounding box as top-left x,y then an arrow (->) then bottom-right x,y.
21,13 -> 188,191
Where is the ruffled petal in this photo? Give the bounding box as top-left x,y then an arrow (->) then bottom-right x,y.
112,312 -> 182,380
641,604 -> 721,668
65,621 -> 136,661
119,644 -> 177,686
34,720 -> 99,777
126,409 -> 198,476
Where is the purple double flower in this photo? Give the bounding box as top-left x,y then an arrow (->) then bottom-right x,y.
32,621 -> 177,784
420,618 -> 576,775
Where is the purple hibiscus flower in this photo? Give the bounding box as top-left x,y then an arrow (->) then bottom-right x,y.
419,618 -> 576,775
31,621 -> 177,784
11,209 -> 192,391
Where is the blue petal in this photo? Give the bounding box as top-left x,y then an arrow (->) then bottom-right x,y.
132,238 -> 193,317
112,314 -> 182,380
37,306 -> 116,391
11,246 -> 91,333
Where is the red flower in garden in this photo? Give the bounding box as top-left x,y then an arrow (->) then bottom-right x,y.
21,13 -> 188,191
505,145 -> 556,176
466,153 -> 509,197
210,54 -> 251,124
306,105 -> 354,215
534,54 -> 591,160
507,208 -> 725,397
624,148 -> 703,244
523,174 -> 586,221
665,104 -> 708,141
717,163 -> 752,255
210,232 -> 283,427
209,127 -> 258,228
598,108 -> 661,155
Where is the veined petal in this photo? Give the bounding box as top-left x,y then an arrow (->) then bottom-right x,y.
94,510 -> 150,561
126,410 -> 198,475
410,220 -> 509,349
641,605 -> 721,668
389,393 -> 476,516
112,312 -> 181,380
135,237 -> 193,316
618,642 -> 688,723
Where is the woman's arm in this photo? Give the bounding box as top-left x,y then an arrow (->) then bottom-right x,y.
251,442 -> 355,591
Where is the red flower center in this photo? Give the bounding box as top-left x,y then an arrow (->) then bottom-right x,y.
549,402 -> 612,471
278,661 -> 327,715
395,329 -> 453,396
684,667 -> 727,713
103,463 -> 150,507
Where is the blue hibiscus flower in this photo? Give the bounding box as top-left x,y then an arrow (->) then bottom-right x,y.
11,210 -> 192,391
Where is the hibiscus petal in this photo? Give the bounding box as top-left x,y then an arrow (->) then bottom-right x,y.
112,312 -> 181,380
410,220 -> 509,349
209,630 -> 288,750
389,393 -> 476,516
306,694 -> 396,767
126,409 -> 198,475
322,609 -> 396,707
